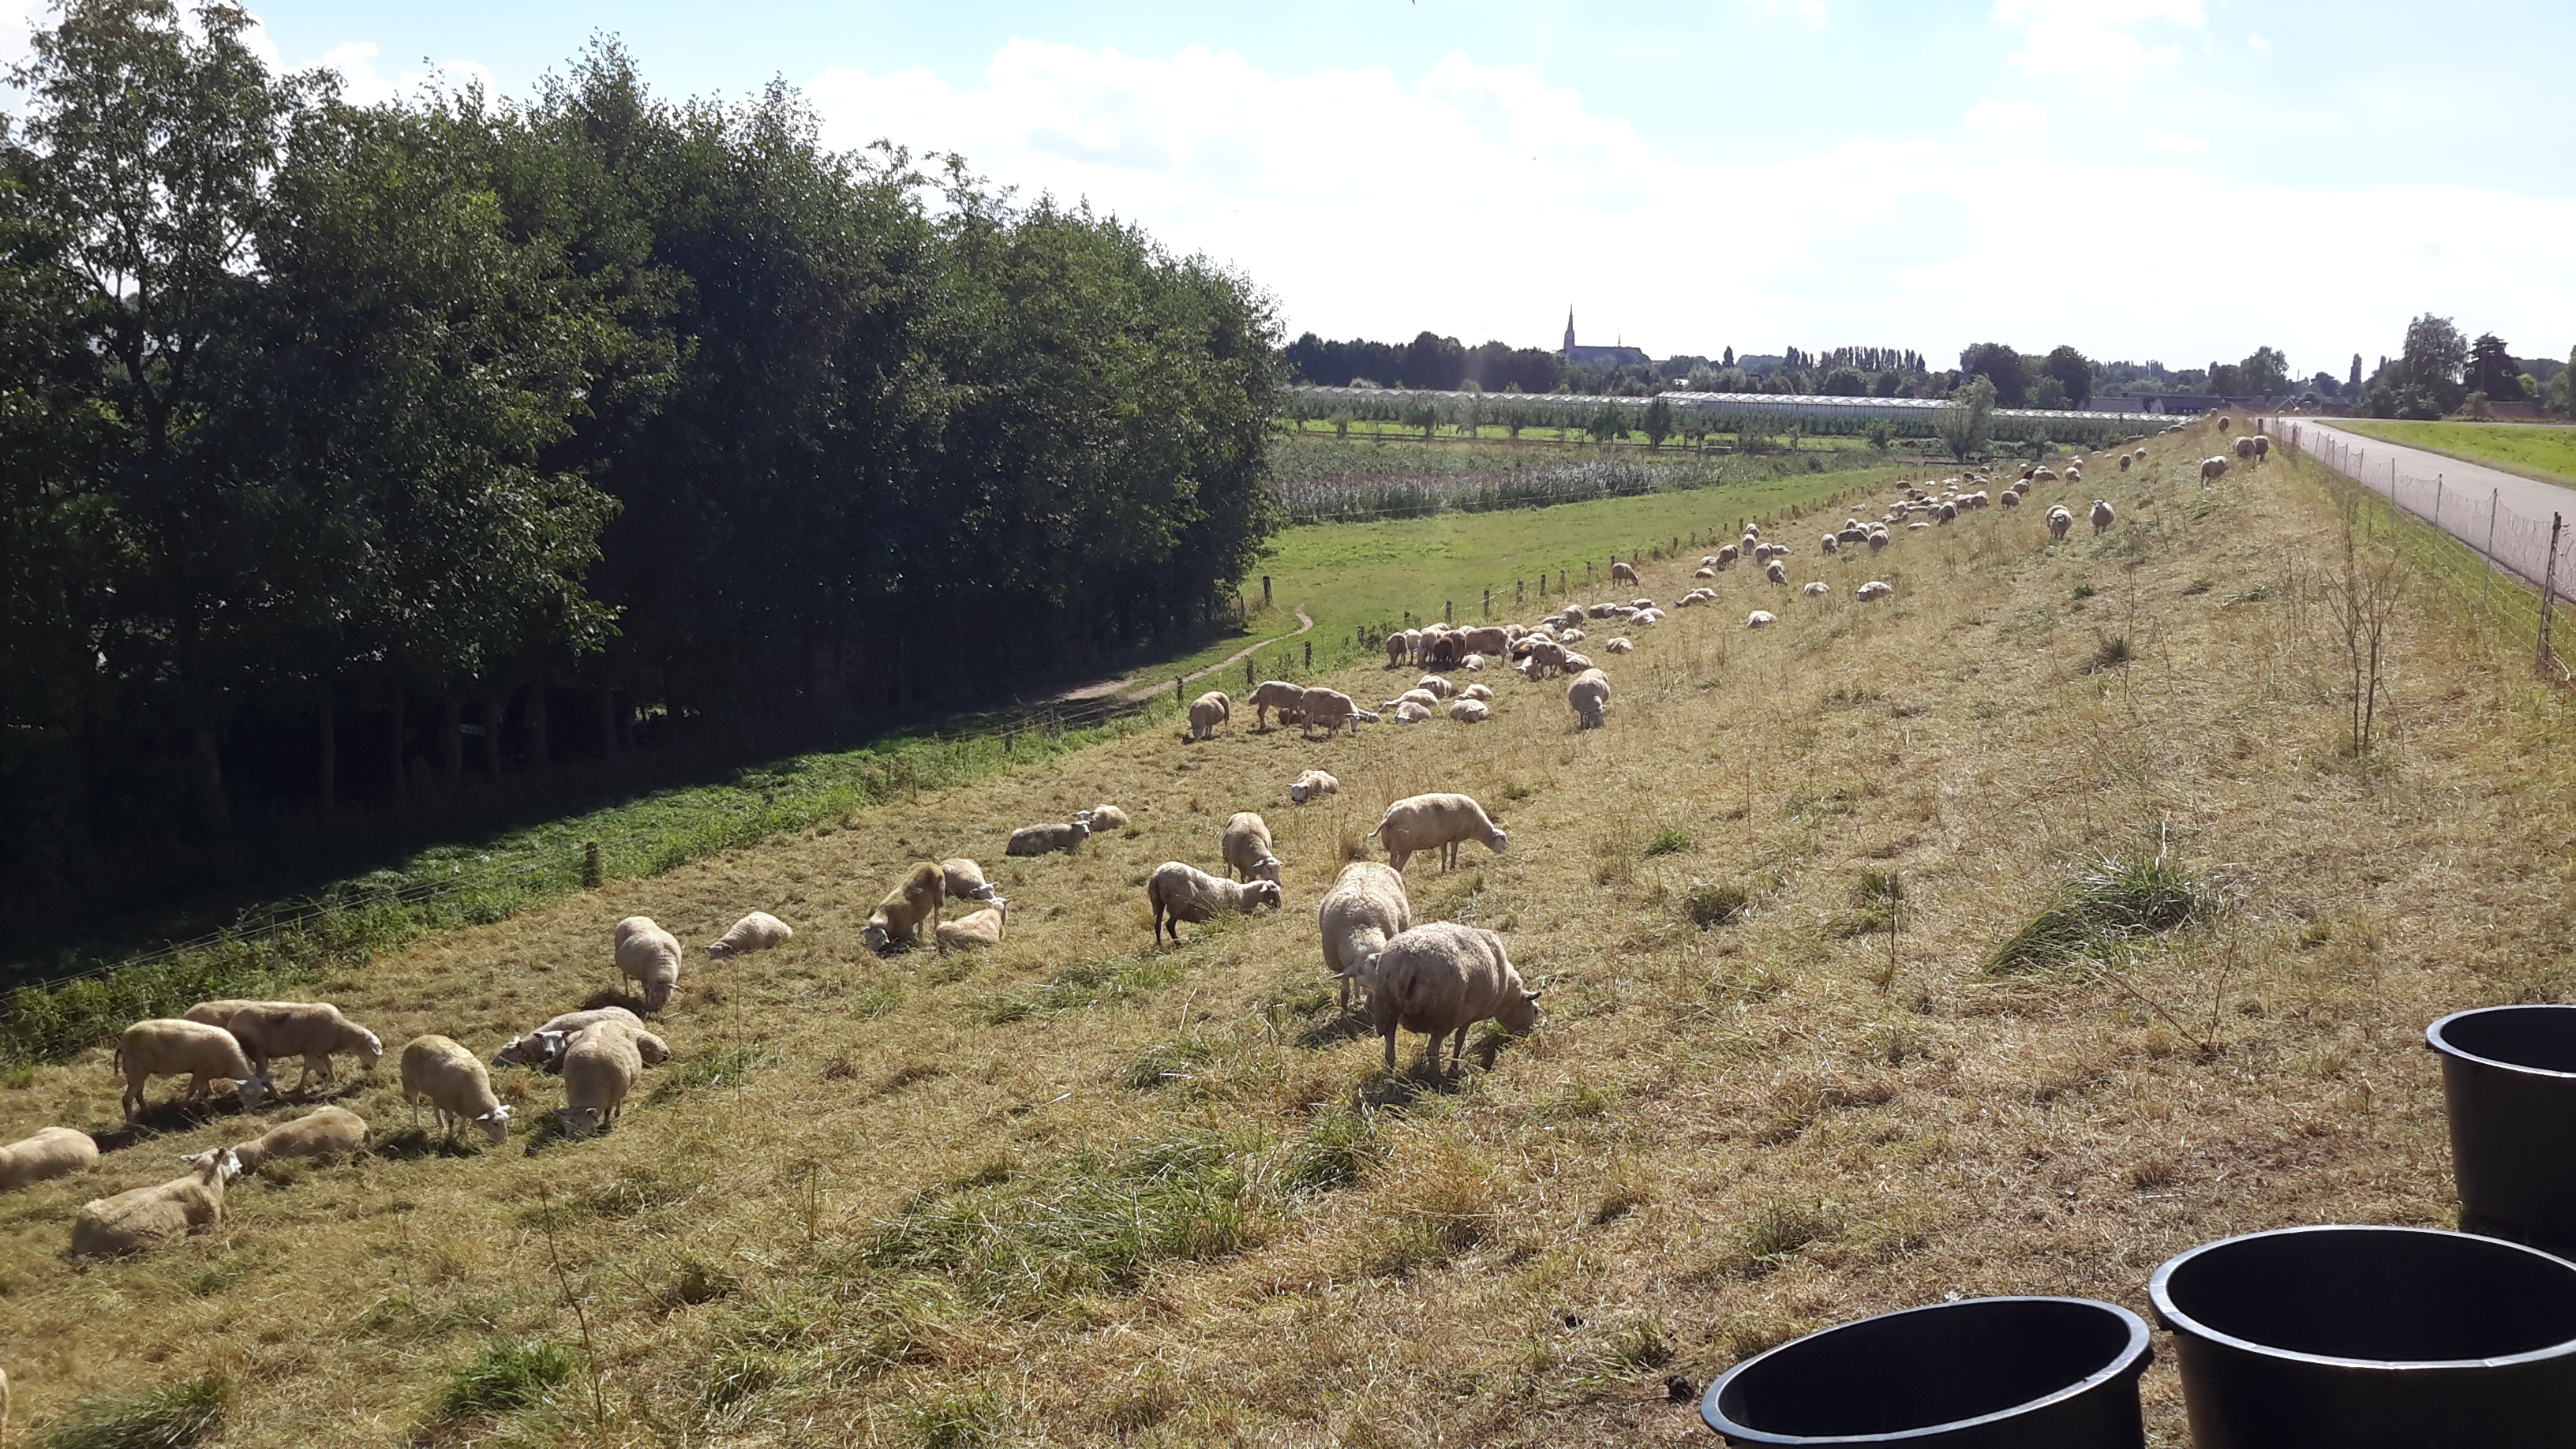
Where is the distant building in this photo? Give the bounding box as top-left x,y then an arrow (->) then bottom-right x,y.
1562,309 -> 1649,369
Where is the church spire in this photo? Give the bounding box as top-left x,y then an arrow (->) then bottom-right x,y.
1563,307 -> 1575,354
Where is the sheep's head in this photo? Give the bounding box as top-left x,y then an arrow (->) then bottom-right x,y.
706,940 -> 735,959
475,1105 -> 513,1145
193,1148 -> 245,1184
634,1033 -> 671,1067
1485,827 -> 1511,854
861,922 -> 893,953
1248,881 -> 1284,912
356,1032 -> 384,1072
1290,782 -> 1312,803
1497,990 -> 1542,1036
237,1073 -> 273,1112
555,1106 -> 601,1140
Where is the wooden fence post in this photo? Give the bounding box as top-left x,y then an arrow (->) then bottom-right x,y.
2541,515 -> 2564,680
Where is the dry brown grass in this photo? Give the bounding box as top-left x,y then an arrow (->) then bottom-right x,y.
5,432 -> 2574,1447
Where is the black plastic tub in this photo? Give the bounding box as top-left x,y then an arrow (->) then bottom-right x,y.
2427,1005 -> 2576,1254
2149,1224 -> 2576,1448
1698,1297 -> 2151,1447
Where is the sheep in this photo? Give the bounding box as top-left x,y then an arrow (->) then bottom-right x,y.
69,1149 -> 242,1256
1765,560 -> 1788,586
1866,530 -> 1890,552
1743,522 -> 1762,539
1085,804 -> 1132,834
2215,414 -> 2230,432
1747,610 -> 1777,628
2046,505 -> 2075,541
1297,689 -> 1374,737
942,858 -> 1002,905
1695,567 -> 1717,579
1935,503 -> 1957,524
1803,582 -> 1829,597
1634,608 -> 1665,625
1567,668 -> 1612,728
1343,922 -> 1540,1073
1460,653 -> 1485,672
1461,625 -> 1509,657
1717,544 -> 1740,570
1855,580 -> 1894,602
1392,700 -> 1432,724
2064,469 -> 2080,485
706,911 -> 794,960
2200,455 -> 2230,485
492,1006 -> 649,1073
2254,435 -> 2271,462
1676,590 -> 1709,608
1008,818 -> 1092,856
1247,680 -> 1306,731
2234,436 -> 2259,459
181,998 -> 277,1032
1460,682 -> 1494,701
1399,627 -> 1423,665
1560,650 -> 1594,673
1448,698 -> 1490,723
1390,688 -> 1440,712
1820,533 -> 1840,554
1611,560 -> 1639,585
936,904 -> 1007,950
1289,769 -> 1341,804
1999,489 -> 2023,507
1558,604 -> 1586,630
1188,691 -> 1231,740
864,861 -> 946,952
399,1035 -> 511,1145
612,915 -> 683,1012
1384,635 -> 1410,668
2118,453 -> 2134,472
1424,631 -> 1466,669
1319,862 -> 1413,1012
1147,860 -> 1282,944
1,1125 -> 98,1192
1221,811 -> 1283,884
1373,793 -> 1508,874
1413,673 -> 1455,699
556,1019 -> 665,1140
1559,626 -> 1586,644
224,1002 -> 385,1091
189,1105 -> 370,1173
114,1019 -> 272,1121
1603,637 -> 1634,654
2033,467 -> 2058,482
2090,499 -> 2116,535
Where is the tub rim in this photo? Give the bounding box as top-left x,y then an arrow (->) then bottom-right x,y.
2425,1004 -> 2576,1081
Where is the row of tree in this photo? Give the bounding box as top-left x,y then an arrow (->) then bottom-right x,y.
2355,314 -> 2572,419
1282,331 -> 1563,393
1,2 -> 1282,923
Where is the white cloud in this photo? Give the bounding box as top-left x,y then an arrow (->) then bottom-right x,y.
2145,129 -> 2209,152
1964,97 -> 2049,137
1736,0 -> 1831,24
1994,0 -> 2203,79
2248,32 -> 2271,51
320,41 -> 497,106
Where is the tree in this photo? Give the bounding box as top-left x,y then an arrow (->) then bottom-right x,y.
2042,345 -> 2094,406
2468,332 -> 2516,398
1586,402 -> 1627,444
1722,346 -> 1734,368
2239,346 -> 2290,396
1641,396 -> 1675,449
1934,376 -> 1996,460
1958,343 -> 2027,406
2348,354 -> 2363,397
2402,313 -> 2468,411
1820,366 -> 1866,397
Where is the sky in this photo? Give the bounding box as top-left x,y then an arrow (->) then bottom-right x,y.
7,0 -> 2570,380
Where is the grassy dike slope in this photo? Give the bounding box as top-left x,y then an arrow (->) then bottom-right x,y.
4,421 -> 2573,1447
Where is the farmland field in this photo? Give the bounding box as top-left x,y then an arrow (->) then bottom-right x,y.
2338,418 -> 2576,486
4,419 -> 2573,1447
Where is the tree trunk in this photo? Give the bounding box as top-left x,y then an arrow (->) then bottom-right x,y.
193,721 -> 230,830
388,690 -> 406,811
316,697 -> 336,820
482,694 -> 503,779
599,686 -> 619,765
442,695 -> 463,792
528,680 -> 550,772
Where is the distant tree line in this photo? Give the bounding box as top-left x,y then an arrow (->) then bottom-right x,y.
0,2 -> 1281,920
2353,314 -> 2569,419
1282,331 -> 1563,393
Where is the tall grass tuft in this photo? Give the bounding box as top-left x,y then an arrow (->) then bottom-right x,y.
1987,851 -> 2211,974
36,1376 -> 231,1449
437,1338 -> 578,1420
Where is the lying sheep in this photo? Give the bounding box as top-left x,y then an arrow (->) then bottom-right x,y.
1460,653 -> 1485,672
1392,700 -> 1432,724
2091,499 -> 2116,535
612,915 -> 683,1012
1695,566 -> 1717,579
1007,818 -> 1091,856
1802,582 -> 1829,597
1344,922 -> 1540,1073
2200,455 -> 2230,485
1085,804 -> 1132,833
1567,668 -> 1612,728
2046,505 -> 2075,541
1560,650 -> 1594,673
1222,811 -> 1283,883
69,1149 -> 242,1256
1747,610 -> 1777,628
191,1104 -> 370,1173
1,1125 -> 98,1192
707,911 -> 793,960
401,1035 -> 512,1144
1188,691 -> 1231,740
942,858 -> 1002,905
1320,862 -> 1412,1012
1147,860 -> 1283,944
1460,682 -> 1494,701
936,905 -> 1007,950
1603,637 -> 1634,654
1390,688 -> 1440,711
1856,580 -> 1894,602
1414,674 -> 1454,699
492,1006 -> 649,1073
1448,698 -> 1490,723
1247,680 -> 1305,731
226,1002 -> 384,1091
116,1019 -> 272,1121
558,1019 -> 666,1140
865,861 -> 947,952
1298,689 -> 1375,737
1559,627 -> 1586,644
1373,793 -> 1508,873
1289,769 -> 1340,804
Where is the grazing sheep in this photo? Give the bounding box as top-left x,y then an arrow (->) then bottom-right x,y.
1289,769 -> 1340,804
1248,680 -> 1306,730
1855,580 -> 1894,602
1319,862 -> 1413,1012
1567,668 -> 1612,728
1344,922 -> 1541,1073
2046,505 -> 2075,541
1384,635 -> 1410,668
1414,674 -> 1455,699
1188,691 -> 1231,741
1743,522 -> 1762,539
1085,804 -> 1132,833
2200,455 -> 2230,485
1297,689 -> 1375,737
1611,560 -> 1639,585
1,1125 -> 98,1192
2090,499 -> 2116,535
2033,467 -> 2058,483
706,911 -> 793,960
1765,560 -> 1788,586
1603,637 -> 1634,654
613,915 -> 683,1012
1717,544 -> 1740,570
941,858 -> 1002,904
1460,682 -> 1494,701
1147,861 -> 1282,944
1934,503 -> 1957,524
2216,414 -> 2230,432
936,905 -> 1007,950
224,1002 -> 384,1091
1373,793 -> 1508,873
192,1105 -> 369,1173
2234,436 -> 2259,459
1866,530 -> 1890,552
556,1019 -> 665,1140
1448,698 -> 1490,723
2253,435 -> 2271,462
1392,700 -> 1433,724
1999,489 -> 2023,507
1221,811 -> 1283,884
1008,818 -> 1092,856
1803,582 -> 1829,597
1424,631 -> 1466,669
400,1035 -> 511,1145
1461,625 -> 1510,657
1820,533 -> 1840,555
69,1149 -> 242,1256
1747,610 -> 1777,628
2118,453 -> 2134,471
115,1019 -> 272,1121
492,1006 -> 648,1073
863,861 -> 947,952
181,998 -> 278,1032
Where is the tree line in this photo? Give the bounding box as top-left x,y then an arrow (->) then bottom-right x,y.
2354,314 -> 2571,419
0,1 -> 1282,927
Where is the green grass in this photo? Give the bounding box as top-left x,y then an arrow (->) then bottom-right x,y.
1987,851 -> 2213,974
437,1338 -> 578,1420
36,1376 -> 232,1449
2339,420 -> 2576,488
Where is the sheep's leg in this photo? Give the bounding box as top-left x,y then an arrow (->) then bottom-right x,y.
1382,1025 -> 1399,1073
123,1072 -> 144,1121
1451,1025 -> 1471,1073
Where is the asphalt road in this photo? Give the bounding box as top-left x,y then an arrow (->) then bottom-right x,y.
2274,418 -> 2576,592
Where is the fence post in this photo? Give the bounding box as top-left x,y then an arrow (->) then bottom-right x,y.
1245,657 -> 1255,689
2542,515 -> 2564,680
1304,641 -> 1312,671
1262,575 -> 1272,607
2487,490 -> 2499,579
1443,599 -> 1452,623
1176,677 -> 1185,705
2435,474 -> 2443,530
1517,579 -> 1525,604
1482,588 -> 1491,618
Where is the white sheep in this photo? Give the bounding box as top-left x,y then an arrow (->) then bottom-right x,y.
1344,922 -> 1540,1073
864,861 -> 947,952
1559,650 -> 1594,673
0,1125 -> 98,1192
492,1006 -> 648,1073
1855,580 -> 1894,602
69,1149 -> 242,1256
1147,860 -> 1282,944
1373,793 -> 1508,873
2253,435 -> 2271,462
1222,811 -> 1283,883
1007,818 -> 1092,856
1188,691 -> 1231,741
1384,635 -> 1410,668
1297,689 -> 1374,737
2200,455 -> 2230,485
1747,610 -> 1777,628
1717,544 -> 1740,570
1998,489 -> 2023,507
612,915 -> 683,1011
1319,862 -> 1412,1012
1611,560 -> 1639,585
1603,637 -> 1634,654
1559,627 -> 1586,644
114,1019 -> 272,1121
1866,530 -> 1890,552
1567,668 -> 1612,728
189,1105 -> 369,1173
2090,499 -> 2116,535
1288,769 -> 1341,804
1413,674 -> 1453,699
1820,533 -> 1840,555
1447,698 -> 1490,723
2233,436 -> 2258,459
941,858 -> 1002,904
1083,804 -> 1129,833
399,1035 -> 511,1145
1391,688 -> 1440,712
935,904 -> 1008,950
2046,505 -> 2074,541
180,998 -> 277,1032
224,1002 -> 385,1091
1460,653 -> 1485,672
1765,560 -> 1788,586
706,911 -> 793,959
1460,682 -> 1494,701
1392,701 -> 1433,724
1248,680 -> 1306,730
557,1019 -> 665,1140
2118,453 -> 2134,472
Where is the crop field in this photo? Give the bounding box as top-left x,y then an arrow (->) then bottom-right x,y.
4,420 -> 2574,1447
2339,418 -> 2576,486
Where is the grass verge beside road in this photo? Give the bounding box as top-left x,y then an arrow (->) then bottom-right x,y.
2338,419 -> 2576,488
